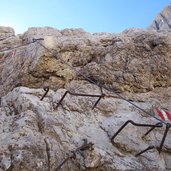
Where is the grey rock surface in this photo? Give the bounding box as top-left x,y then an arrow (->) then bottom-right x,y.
148,4 -> 171,31
0,27 -> 171,96
0,84 -> 171,171
0,26 -> 15,40
0,25 -> 171,171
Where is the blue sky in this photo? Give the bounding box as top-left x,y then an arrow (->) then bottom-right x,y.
0,0 -> 170,34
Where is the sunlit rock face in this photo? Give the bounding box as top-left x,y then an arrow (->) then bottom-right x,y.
148,4 -> 171,31
0,27 -> 171,96
0,26 -> 15,40
0,84 -> 171,171
0,10 -> 171,170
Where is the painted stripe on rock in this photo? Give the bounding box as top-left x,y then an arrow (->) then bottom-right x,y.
155,108 -> 171,121
160,109 -> 169,121
156,108 -> 165,120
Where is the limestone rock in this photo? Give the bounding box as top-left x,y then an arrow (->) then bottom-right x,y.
0,27 -> 171,96
0,84 -> 170,171
0,26 -> 15,40
148,4 -> 171,31
80,29 -> 171,92
0,24 -> 171,170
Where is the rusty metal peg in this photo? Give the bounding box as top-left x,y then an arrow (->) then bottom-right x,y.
111,120 -> 171,156
40,87 -> 49,101
75,138 -> 94,152
55,90 -> 105,109
135,146 -> 155,157
136,123 -> 170,156
32,38 -> 44,42
55,139 -> 94,171
55,151 -> 76,171
142,122 -> 163,138
111,120 -> 163,145
92,86 -> 105,109
158,123 -> 171,153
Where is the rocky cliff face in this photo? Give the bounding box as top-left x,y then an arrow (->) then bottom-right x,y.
148,4 -> 171,31
1,27 -> 171,96
0,23 -> 171,171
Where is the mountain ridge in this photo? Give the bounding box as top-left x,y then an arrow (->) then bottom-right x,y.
148,3 -> 171,31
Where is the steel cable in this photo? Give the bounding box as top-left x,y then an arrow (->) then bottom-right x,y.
0,39 -> 39,54
36,39 -> 167,125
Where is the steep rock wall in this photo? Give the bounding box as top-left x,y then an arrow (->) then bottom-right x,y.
0,27 -> 171,96
148,4 -> 171,31
0,26 -> 171,171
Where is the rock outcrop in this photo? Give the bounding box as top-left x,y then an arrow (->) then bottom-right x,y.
0,84 -> 171,171
148,4 -> 171,31
0,27 -> 171,96
0,23 -> 171,170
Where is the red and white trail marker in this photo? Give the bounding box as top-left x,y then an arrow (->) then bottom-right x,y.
11,49 -> 16,57
153,108 -> 171,121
